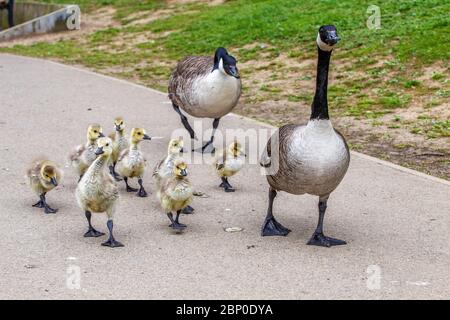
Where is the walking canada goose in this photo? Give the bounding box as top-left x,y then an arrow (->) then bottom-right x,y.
213,141 -> 245,192
152,138 -> 194,214
168,47 -> 241,153
108,117 -> 128,181
70,124 -> 105,181
260,25 -> 350,247
157,159 -> 193,231
76,137 -> 123,248
26,158 -> 62,214
116,127 -> 152,197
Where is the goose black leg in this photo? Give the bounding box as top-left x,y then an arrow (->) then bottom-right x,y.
102,219 -> 124,247
84,211 -> 105,237
137,178 -> 148,197
182,205 -> 194,214
195,118 -> 220,154
261,188 -> 290,236
109,164 -> 122,181
219,177 -> 235,192
124,177 -> 138,192
172,103 -> 197,141
34,193 -> 57,214
307,199 -> 346,247
167,212 -> 186,230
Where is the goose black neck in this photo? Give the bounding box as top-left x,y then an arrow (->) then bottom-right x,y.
310,47 -> 332,120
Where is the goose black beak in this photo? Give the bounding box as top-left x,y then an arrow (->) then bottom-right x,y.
180,169 -> 188,177
50,177 -> 58,187
99,132 -> 105,138
95,147 -> 104,155
226,65 -> 240,78
143,134 -> 152,140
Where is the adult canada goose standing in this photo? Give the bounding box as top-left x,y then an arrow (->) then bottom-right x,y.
260,25 -> 350,247
168,47 -> 241,153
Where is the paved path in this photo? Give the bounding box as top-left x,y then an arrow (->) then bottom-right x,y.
0,54 -> 449,299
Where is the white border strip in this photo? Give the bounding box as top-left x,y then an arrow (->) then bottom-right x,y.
1,53 -> 449,186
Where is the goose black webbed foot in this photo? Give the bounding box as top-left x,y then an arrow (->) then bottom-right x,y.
124,177 -> 138,192
109,165 -> 122,181
101,220 -> 123,248
32,200 -> 44,208
137,179 -> 148,197
307,232 -> 346,247
220,177 -> 235,192
167,212 -> 187,230
261,217 -> 291,236
84,228 -> 105,238
181,205 -> 194,214
44,206 -> 58,214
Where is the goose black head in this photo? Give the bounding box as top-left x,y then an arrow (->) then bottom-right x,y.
213,47 -> 240,78
317,25 -> 340,51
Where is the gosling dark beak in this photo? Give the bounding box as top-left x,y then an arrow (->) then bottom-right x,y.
95,147 -> 104,155
99,132 -> 105,138
50,177 -> 58,187
143,134 -> 152,140
227,65 -> 240,78
115,125 -> 121,131
180,147 -> 185,153
180,169 -> 188,177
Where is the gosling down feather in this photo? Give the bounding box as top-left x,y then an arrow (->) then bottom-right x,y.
157,159 -> 193,231
108,117 -> 129,181
76,137 -> 123,248
116,127 -> 152,197
26,158 -> 62,214
260,25 -> 350,247
70,123 -> 105,181
213,141 -> 245,192
168,47 -> 242,153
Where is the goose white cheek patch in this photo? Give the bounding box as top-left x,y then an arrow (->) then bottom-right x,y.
316,33 -> 334,52
218,58 -> 227,75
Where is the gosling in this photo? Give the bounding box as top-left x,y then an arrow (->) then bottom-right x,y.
116,127 -> 152,197
76,137 -> 123,248
213,141 -> 245,192
108,117 -> 128,181
157,159 -> 193,230
70,124 -> 105,181
153,138 -> 193,214
26,158 -> 62,214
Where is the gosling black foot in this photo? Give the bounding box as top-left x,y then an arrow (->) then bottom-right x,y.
84,228 -> 105,238
307,232 -> 346,247
101,238 -> 124,248
32,200 -> 44,208
181,205 -> 194,214
261,217 -> 291,236
137,188 -> 148,197
126,186 -> 138,193
44,206 -> 58,214
169,222 -> 187,230
113,173 -> 122,182
220,178 -> 235,192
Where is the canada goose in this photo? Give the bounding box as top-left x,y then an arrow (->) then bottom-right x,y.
70,124 -> 105,181
157,159 -> 193,230
153,138 -> 194,214
213,141 -> 245,192
76,137 -> 123,248
26,158 -> 62,214
168,47 -> 241,153
260,25 -> 349,247
108,117 -> 128,181
116,127 -> 152,197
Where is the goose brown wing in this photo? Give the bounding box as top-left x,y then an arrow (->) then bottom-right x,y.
168,56 -> 214,106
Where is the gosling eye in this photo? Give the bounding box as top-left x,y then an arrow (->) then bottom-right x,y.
106,143 -> 109,147
93,130 -> 98,133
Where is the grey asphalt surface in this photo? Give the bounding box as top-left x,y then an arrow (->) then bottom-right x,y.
0,53 -> 449,300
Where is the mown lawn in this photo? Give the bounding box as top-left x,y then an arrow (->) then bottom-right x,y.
1,0 -> 449,178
